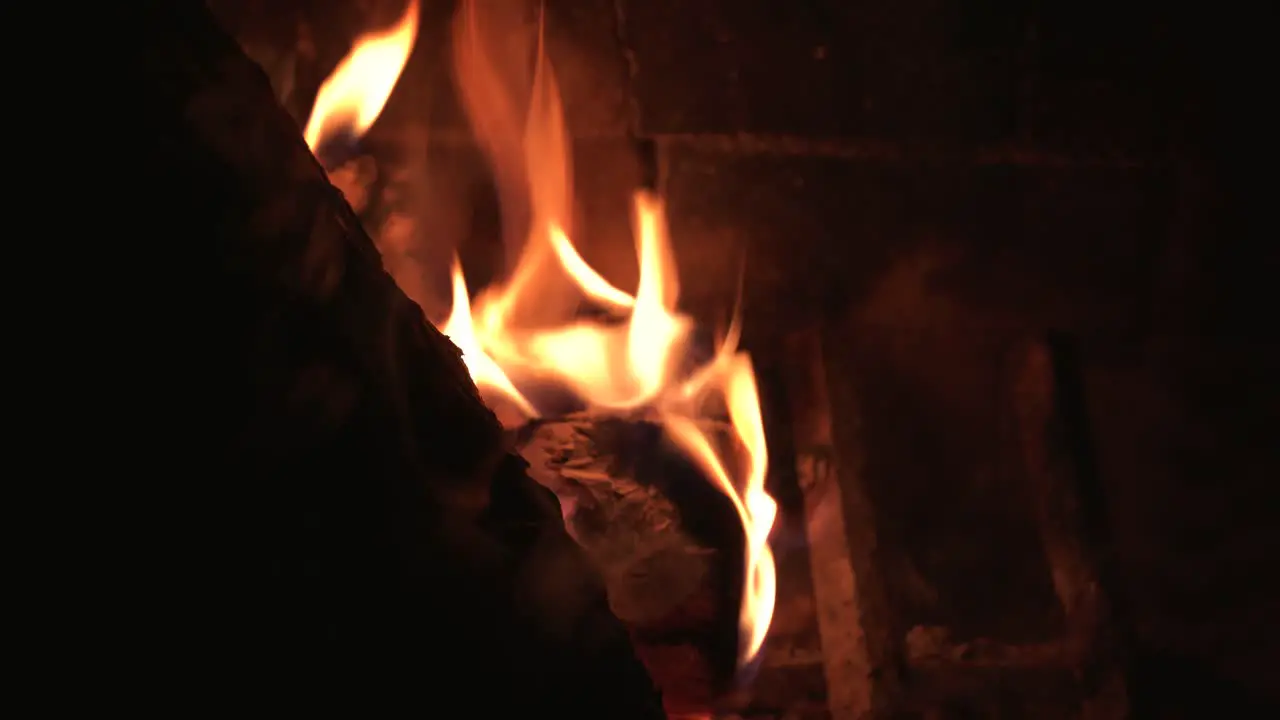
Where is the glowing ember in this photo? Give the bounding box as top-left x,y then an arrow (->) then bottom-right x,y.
304,0 -> 778,671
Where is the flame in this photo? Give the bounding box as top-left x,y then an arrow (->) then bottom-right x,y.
663,355 -> 776,664
440,257 -> 537,418
306,0 -> 778,671
303,0 -> 420,151
548,223 -> 635,312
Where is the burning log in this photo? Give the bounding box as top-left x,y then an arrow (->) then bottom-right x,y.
122,2 -> 664,715
520,414 -> 716,622
517,413 -> 746,714
277,1 -> 781,690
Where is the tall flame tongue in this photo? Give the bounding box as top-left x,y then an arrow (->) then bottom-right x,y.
664,353 -> 777,668
303,0 -> 419,152
305,0 -> 778,672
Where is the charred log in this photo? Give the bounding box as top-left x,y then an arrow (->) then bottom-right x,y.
517,413 -> 745,713
113,2 -> 663,715
519,414 -> 717,625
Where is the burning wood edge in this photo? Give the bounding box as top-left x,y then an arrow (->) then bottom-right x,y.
322,155 -> 378,215
300,0 -> 781,689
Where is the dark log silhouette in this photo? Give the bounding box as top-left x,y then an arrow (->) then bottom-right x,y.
110,2 -> 663,715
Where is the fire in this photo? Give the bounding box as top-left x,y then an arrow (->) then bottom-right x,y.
440,258 -> 537,417
304,0 -> 777,671
302,0 -> 419,152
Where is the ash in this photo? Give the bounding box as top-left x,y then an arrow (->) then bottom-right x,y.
518,412 -> 720,624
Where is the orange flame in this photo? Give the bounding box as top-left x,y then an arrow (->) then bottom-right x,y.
440,257 -> 537,417
307,0 -> 778,670
663,355 -> 777,664
303,0 -> 420,151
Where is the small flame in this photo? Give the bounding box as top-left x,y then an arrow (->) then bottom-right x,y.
548,223 -> 634,312
520,193 -> 689,410
663,355 -> 777,664
303,0 -> 420,152
441,257 -> 537,418
307,0 -> 778,672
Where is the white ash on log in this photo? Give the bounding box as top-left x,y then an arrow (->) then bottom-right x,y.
112,3 -> 664,716
519,413 -> 718,624
517,412 -> 747,711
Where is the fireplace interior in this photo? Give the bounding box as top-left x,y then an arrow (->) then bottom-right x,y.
115,1 -> 1278,717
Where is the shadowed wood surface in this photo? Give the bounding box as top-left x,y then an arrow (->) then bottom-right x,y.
113,2 -> 664,715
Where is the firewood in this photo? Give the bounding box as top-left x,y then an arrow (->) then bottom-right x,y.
114,2 -> 664,715
516,412 -> 746,709
518,413 -> 718,623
